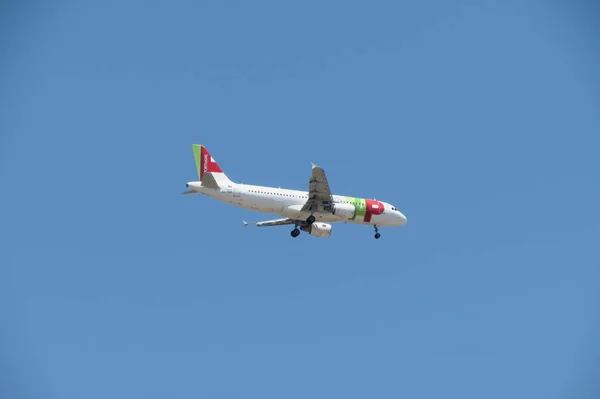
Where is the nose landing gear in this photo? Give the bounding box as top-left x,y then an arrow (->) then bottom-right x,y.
374,225 -> 381,239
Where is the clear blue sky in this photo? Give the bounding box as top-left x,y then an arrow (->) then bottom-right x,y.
2,1 -> 599,398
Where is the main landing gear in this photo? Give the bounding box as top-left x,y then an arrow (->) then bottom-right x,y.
374,225 -> 381,239
291,215 -> 314,238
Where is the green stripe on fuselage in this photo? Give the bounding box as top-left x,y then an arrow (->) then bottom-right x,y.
345,196 -> 366,221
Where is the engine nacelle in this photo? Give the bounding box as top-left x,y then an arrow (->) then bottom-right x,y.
301,222 -> 332,238
330,203 -> 355,220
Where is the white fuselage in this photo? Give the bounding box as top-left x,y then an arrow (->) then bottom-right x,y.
186,181 -> 407,227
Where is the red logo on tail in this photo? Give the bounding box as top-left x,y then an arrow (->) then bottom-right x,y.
200,146 -> 224,181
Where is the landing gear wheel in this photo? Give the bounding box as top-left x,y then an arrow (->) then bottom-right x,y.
373,225 -> 380,239
306,215 -> 316,224
291,228 -> 300,238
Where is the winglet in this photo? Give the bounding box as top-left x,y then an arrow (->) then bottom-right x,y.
311,162 -> 318,169
242,220 -> 249,227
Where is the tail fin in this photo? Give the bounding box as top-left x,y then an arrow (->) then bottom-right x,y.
192,144 -> 233,188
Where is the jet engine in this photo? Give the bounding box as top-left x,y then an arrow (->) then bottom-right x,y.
330,203 -> 355,220
301,222 -> 332,238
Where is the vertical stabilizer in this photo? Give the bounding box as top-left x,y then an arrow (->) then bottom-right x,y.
192,144 -> 233,187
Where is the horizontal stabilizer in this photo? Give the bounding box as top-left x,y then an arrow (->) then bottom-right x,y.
181,190 -> 199,195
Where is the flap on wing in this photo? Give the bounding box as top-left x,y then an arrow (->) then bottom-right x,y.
254,218 -> 297,227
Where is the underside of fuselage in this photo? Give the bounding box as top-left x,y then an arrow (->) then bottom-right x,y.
186,182 -> 404,227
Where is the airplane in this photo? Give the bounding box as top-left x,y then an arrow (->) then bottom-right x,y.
183,144 -> 407,239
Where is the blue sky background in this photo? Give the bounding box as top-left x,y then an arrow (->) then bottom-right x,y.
1,1 -> 599,398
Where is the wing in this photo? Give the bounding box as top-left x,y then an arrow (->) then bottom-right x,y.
301,163 -> 333,212
245,218 -> 298,227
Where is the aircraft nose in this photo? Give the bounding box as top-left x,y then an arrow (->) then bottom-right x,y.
398,211 -> 407,225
